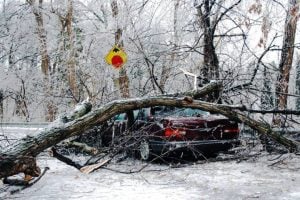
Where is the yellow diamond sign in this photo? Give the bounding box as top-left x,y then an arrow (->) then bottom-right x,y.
105,45 -> 127,69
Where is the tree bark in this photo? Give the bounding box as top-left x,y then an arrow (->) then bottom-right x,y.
195,0 -> 241,101
1,84 -> 299,178
111,0 -> 133,128
274,0 -> 299,126
0,89 -> 3,120
296,57 -> 300,109
65,0 -> 79,102
0,156 -> 41,180
27,0 -> 50,77
0,84 -> 216,178
111,0 -> 130,98
198,0 -> 220,81
27,0 -> 56,121
196,0 -> 220,101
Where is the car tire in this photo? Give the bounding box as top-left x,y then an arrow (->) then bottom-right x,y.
139,140 -> 152,161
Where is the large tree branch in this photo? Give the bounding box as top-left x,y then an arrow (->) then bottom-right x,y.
1,89 -> 299,179
4,98 -> 298,156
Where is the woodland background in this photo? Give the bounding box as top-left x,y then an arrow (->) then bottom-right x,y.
0,0 -> 300,127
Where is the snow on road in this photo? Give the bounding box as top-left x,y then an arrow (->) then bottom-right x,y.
1,127 -> 300,200
0,125 -> 43,148
1,154 -> 299,200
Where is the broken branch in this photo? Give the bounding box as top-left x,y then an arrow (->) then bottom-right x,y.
1,87 -> 299,178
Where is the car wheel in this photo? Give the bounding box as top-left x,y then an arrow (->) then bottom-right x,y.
139,140 -> 152,161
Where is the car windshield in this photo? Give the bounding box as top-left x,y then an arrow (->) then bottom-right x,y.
113,107 -> 209,121
152,106 -> 209,117
113,109 -> 149,121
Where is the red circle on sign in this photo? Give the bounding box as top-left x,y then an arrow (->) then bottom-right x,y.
112,55 -> 124,68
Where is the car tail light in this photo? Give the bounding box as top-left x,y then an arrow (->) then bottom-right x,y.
223,128 -> 239,133
164,127 -> 186,139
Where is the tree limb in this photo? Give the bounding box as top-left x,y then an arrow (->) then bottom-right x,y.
1,89 -> 299,178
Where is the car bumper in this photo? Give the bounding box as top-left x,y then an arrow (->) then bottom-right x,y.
148,139 -> 240,155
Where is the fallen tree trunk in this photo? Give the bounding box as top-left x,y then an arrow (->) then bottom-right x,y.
0,84 -> 221,178
0,100 -> 92,179
1,84 -> 299,178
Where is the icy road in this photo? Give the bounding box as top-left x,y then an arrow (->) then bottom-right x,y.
1,126 -> 300,200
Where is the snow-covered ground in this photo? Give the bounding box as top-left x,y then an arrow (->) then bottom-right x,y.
1,127 -> 300,200
1,153 -> 299,200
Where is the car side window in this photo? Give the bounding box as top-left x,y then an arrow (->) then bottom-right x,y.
136,109 -> 146,120
113,109 -> 147,121
114,113 -> 126,121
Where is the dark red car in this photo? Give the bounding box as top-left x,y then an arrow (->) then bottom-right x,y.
102,106 -> 240,160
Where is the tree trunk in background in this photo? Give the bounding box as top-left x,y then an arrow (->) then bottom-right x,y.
261,66 -> 274,110
27,0 -> 50,76
111,0 -> 130,99
116,28 -> 130,98
111,0 -> 133,126
159,0 -> 180,93
65,0 -> 79,103
274,0 -> 299,126
52,0 -> 80,104
27,0 -> 56,121
0,89 -> 3,121
14,80 -> 30,121
197,0 -> 220,81
196,0 -> 220,102
295,57 -> 300,110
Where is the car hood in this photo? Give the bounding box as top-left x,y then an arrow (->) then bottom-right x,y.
158,115 -> 229,128
163,115 -> 228,123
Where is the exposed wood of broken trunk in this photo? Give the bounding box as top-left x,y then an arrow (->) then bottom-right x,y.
0,100 -> 92,179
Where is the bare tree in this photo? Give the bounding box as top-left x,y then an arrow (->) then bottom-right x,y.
274,0 -> 299,126
159,0 -> 180,93
26,0 -> 56,121
26,0 -> 50,77
195,0 -> 242,101
65,0 -> 79,103
111,0 -> 130,98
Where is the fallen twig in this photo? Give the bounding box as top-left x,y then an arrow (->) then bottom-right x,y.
80,157 -> 112,174
50,147 -> 82,169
